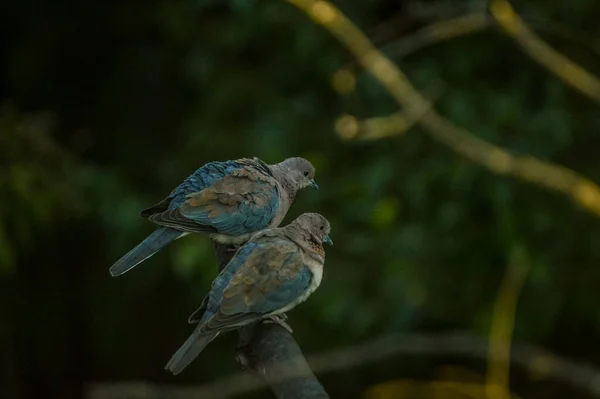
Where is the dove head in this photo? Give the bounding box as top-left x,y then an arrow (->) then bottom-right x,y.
272,157 -> 318,193
289,212 -> 333,248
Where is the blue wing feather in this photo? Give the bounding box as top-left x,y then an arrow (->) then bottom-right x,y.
168,160 -> 243,209
180,185 -> 279,236
253,263 -> 312,314
196,241 -> 260,323
147,160 -> 279,236
197,239 -> 312,318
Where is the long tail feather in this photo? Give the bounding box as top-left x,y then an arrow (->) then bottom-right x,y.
164,330 -> 218,375
109,227 -> 183,276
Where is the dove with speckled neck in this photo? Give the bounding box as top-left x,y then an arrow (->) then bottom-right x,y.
164,213 -> 332,375
109,157 -> 318,277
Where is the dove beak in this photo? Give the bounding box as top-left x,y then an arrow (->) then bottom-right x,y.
324,235 -> 333,246
310,179 -> 319,191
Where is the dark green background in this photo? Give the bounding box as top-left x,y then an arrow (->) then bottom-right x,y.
2,0 -> 600,398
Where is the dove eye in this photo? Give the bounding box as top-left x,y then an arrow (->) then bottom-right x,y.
320,225 -> 324,230
303,171 -> 309,177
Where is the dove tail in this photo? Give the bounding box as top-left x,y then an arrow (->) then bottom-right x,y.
109,227 -> 183,276
164,330 -> 218,375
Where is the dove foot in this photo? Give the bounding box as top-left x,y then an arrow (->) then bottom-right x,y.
263,314 -> 293,334
226,245 -> 240,253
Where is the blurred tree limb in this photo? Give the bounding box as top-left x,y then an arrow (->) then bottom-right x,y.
486,247 -> 530,399
384,12 -> 489,59
358,12 -> 490,70
380,10 -> 600,64
344,10 -> 600,75
365,380 -> 521,399
335,84 -> 444,140
87,331 -> 600,399
287,0 -> 600,218
490,0 -> 600,104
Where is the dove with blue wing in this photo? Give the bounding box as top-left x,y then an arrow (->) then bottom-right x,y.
164,212 -> 332,375
109,157 -> 318,276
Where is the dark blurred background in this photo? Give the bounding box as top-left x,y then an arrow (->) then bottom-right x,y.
2,0 -> 600,398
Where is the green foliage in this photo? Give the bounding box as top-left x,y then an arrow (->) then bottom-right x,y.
0,104 -> 80,272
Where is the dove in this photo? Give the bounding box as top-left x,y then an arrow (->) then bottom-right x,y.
164,212 -> 332,375
109,157 -> 318,276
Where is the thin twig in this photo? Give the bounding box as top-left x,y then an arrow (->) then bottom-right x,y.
364,380 -> 522,399
382,12 -> 489,60
486,247 -> 530,399
381,9 -> 600,62
335,83 -> 444,140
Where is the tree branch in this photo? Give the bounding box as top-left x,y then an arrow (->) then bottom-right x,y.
490,0 -> 600,104
287,0 -> 600,219
486,246 -> 530,399
213,242 -> 329,399
87,332 -> 600,399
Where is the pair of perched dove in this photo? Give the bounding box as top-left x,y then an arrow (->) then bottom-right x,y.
109,157 -> 332,375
